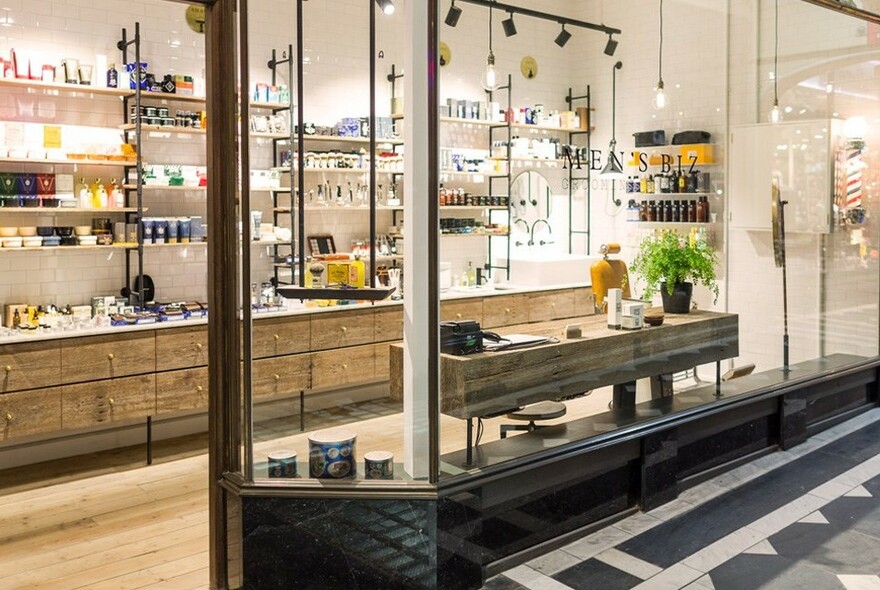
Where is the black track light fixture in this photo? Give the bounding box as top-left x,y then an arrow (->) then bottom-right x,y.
604,34 -> 618,56
375,0 -> 394,16
554,24 -> 571,48
502,12 -> 517,37
445,0 -> 462,27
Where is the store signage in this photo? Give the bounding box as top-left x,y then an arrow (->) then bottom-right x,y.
561,146 -> 699,174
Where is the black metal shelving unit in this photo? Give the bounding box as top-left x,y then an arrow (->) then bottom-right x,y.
486,74 -> 512,281
565,85 -> 592,255
117,24 -> 146,308
264,46 -> 297,290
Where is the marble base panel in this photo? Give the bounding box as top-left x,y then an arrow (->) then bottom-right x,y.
241,497 -> 437,590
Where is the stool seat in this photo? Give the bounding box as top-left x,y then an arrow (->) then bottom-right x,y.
507,401 -> 567,421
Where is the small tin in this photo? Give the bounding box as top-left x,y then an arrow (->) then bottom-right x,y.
364,451 -> 394,480
267,450 -> 297,478
308,428 -> 356,479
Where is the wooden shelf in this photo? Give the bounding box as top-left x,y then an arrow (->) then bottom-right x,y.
0,77 -> 132,98
273,205 -> 401,212
250,132 -> 290,139
439,116 -> 587,134
267,167 -> 402,175
123,185 -> 206,191
0,241 -> 206,253
138,93 -> 205,104
277,135 -> 402,146
277,285 -> 395,301
632,221 -> 717,227
437,205 -> 508,211
0,207 -> 140,214
0,156 -> 130,167
488,156 -> 565,163
250,101 -> 292,110
120,123 -> 206,135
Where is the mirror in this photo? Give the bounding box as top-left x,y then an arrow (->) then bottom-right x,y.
509,170 -> 551,224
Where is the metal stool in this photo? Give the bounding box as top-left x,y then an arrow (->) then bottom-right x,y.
500,400 -> 567,439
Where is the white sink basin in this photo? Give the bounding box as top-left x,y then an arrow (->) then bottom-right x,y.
497,252 -> 596,287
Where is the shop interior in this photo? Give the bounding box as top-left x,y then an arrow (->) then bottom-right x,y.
0,0 -> 877,490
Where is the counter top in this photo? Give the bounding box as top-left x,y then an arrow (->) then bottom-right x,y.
0,283 -> 592,345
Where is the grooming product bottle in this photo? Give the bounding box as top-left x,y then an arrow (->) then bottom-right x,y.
607,288 -> 622,330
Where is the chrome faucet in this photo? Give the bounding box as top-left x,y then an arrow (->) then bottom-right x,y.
529,219 -> 552,246
513,218 -> 530,247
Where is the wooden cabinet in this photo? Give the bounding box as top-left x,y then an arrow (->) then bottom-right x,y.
156,326 -> 208,371
252,315 -> 311,358
0,387 -> 62,440
310,309 -> 374,351
0,341 -> 62,393
156,367 -> 208,414
62,374 -> 156,430
528,290 -> 576,323
482,294 -> 529,328
440,299 -> 484,324
61,333 -> 155,383
252,354 -> 311,399
573,287 -> 596,317
311,345 -> 376,390
374,307 -> 403,342
374,343 -> 392,382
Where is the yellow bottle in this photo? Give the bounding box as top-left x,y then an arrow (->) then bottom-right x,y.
90,178 -> 102,209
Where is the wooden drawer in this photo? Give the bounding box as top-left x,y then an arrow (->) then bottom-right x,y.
61,333 -> 155,384
440,299 -> 483,324
0,387 -> 62,441
482,294 -> 529,328
310,309 -> 374,351
62,374 -> 156,430
252,354 -> 311,399
0,341 -> 62,393
375,307 -> 403,342
528,290 -> 576,323
156,326 -> 208,371
374,342 -> 393,382
311,345 -> 376,390
156,367 -> 208,414
252,315 -> 311,358
573,287 -> 596,316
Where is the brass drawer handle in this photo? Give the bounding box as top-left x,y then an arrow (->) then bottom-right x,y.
456,313 -> 462,319
108,397 -> 115,406
4,412 -> 11,421
341,326 -> 347,333
273,334 -> 280,341
505,308 -> 511,314
107,353 -> 115,360
196,385 -> 204,393
550,302 -> 556,307
195,343 -> 203,350
273,374 -> 280,381
342,364 -> 348,370
4,365 -> 11,373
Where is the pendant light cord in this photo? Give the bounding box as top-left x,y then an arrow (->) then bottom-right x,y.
774,0 -> 778,102
488,0 -> 493,53
658,0 -> 663,84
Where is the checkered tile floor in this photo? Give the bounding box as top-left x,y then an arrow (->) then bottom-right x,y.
483,409 -> 880,590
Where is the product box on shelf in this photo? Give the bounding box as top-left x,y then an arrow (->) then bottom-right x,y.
337,118 -> 361,138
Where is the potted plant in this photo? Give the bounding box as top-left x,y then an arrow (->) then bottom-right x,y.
629,230 -> 719,313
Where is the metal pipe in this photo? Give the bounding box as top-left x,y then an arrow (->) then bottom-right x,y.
297,0 -> 306,287
369,0 -> 377,286
455,0 -> 621,35
428,0 -> 440,484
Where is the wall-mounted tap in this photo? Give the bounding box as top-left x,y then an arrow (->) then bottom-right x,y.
513,219 -> 529,246
529,219 -> 552,246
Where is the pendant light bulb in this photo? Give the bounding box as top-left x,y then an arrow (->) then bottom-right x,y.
770,99 -> 781,124
652,80 -> 667,110
481,52 -> 498,91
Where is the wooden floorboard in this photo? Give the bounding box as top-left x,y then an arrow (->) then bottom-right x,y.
0,391 -> 622,590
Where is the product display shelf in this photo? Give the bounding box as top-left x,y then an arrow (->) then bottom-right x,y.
280,134 -> 403,146
0,241 -> 207,253
136,92 -> 205,104
628,192 -> 719,198
440,116 -> 590,135
0,77 -> 133,98
250,132 -> 290,140
122,184 -> 206,191
440,232 -> 510,238
265,167 -> 402,175
632,221 -> 717,227
120,123 -> 206,135
0,207 -> 141,213
489,156 -> 566,164
0,156 -> 131,167
273,205 -> 400,212
391,205 -> 507,211
250,101 -> 291,110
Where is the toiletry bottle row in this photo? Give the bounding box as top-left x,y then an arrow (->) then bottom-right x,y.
634,196 -> 711,223
439,186 -> 508,207
626,171 -> 711,194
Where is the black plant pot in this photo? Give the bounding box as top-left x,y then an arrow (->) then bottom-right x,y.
660,281 -> 693,313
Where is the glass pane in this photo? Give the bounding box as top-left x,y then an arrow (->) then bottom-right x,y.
244,0 -> 429,485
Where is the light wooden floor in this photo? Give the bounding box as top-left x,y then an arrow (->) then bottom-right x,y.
0,389 -> 618,590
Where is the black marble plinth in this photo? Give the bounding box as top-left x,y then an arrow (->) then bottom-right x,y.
641,428 -> 678,511
242,496 -> 437,590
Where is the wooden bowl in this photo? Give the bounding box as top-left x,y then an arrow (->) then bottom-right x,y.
644,315 -> 664,327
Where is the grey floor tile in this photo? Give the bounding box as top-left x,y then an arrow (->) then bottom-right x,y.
527,549 -> 584,577
504,565 -> 577,590
553,558 -> 642,590
631,563 -> 703,589
770,526 -> 880,575
561,526 -> 632,561
594,548 -> 663,580
836,574 -> 880,590
482,574 -> 530,590
708,553 -> 845,590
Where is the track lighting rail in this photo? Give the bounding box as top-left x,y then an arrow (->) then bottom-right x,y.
454,0 -> 621,36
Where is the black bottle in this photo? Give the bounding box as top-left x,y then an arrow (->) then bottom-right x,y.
672,200 -> 681,223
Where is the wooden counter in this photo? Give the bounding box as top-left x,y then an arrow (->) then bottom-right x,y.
390,310 -> 739,420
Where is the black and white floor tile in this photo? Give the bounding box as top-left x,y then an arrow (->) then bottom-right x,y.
483,409 -> 880,590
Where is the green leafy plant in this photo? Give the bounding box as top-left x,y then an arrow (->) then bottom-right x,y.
629,230 -> 719,302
